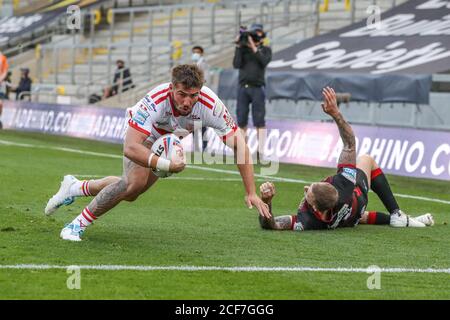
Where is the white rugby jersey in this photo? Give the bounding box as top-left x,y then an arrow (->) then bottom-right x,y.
127,83 -> 237,142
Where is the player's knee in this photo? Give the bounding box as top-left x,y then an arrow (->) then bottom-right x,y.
358,154 -> 374,164
123,188 -> 141,202
124,192 -> 140,202
123,182 -> 146,202
109,176 -> 122,184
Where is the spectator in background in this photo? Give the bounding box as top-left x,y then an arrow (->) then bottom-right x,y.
191,45 -> 210,151
0,51 -> 9,129
10,68 -> 32,101
233,23 -> 272,162
103,59 -> 134,99
191,46 -> 210,85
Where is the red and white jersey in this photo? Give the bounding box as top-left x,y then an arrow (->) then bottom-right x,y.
127,83 -> 237,143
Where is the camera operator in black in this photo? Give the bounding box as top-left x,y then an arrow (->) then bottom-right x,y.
233,23 -> 272,161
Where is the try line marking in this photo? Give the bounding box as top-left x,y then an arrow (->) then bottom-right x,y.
1,138 -> 450,205
72,175 -> 288,183
1,264 -> 449,274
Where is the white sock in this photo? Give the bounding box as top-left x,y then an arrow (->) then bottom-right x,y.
71,207 -> 97,230
69,180 -> 93,197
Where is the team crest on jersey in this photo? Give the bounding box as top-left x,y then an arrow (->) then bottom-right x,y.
189,114 -> 201,120
213,100 -> 224,117
341,167 -> 357,184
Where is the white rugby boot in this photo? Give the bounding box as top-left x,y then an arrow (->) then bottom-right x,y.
60,223 -> 84,241
390,209 -> 426,228
413,213 -> 435,226
45,175 -> 77,215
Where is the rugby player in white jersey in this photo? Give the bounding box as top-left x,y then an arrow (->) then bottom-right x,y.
45,64 -> 270,241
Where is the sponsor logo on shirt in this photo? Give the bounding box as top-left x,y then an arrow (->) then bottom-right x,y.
341,167 -> 357,184
213,100 -> 224,117
133,107 -> 150,126
143,96 -> 157,112
223,109 -> 236,129
329,204 -> 351,229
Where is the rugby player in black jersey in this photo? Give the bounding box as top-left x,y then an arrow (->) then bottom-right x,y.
258,87 -> 434,231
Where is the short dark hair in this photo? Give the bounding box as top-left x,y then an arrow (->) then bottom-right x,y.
171,64 -> 204,89
311,183 -> 338,212
192,46 -> 204,53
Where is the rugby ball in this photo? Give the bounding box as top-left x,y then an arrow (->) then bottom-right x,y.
151,134 -> 184,178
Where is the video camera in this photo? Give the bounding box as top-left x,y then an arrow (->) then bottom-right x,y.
238,24 -> 265,46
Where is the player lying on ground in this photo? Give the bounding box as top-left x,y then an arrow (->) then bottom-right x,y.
45,64 -> 270,241
258,87 -> 434,231
258,175 -> 434,231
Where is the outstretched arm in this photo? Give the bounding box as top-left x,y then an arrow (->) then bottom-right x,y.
258,182 -> 293,230
322,87 -> 356,166
224,130 -> 271,218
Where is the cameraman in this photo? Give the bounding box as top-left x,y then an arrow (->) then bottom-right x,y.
233,23 -> 272,161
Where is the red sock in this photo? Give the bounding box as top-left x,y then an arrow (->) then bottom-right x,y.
367,211 -> 390,225
72,207 -> 97,230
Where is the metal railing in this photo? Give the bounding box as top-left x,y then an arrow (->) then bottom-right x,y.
37,0 -> 314,101
32,0 -> 406,105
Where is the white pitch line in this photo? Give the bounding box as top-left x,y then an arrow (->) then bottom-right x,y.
70,175 -> 284,183
2,138 -> 450,205
0,264 -> 449,274
392,193 -> 450,205
186,165 -> 311,184
0,139 -> 121,159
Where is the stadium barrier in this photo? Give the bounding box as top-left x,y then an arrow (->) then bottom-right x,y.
3,100 -> 450,181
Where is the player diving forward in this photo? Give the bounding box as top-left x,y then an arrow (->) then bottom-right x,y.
258,87 -> 434,231
45,64 -> 270,241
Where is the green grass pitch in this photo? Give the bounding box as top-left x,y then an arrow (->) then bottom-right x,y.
0,130 -> 449,299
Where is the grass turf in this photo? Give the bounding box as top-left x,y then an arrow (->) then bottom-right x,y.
0,130 -> 449,299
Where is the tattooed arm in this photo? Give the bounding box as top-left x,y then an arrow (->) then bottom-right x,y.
258,213 -> 293,231
321,87 -> 356,166
258,182 -> 293,230
224,129 -> 270,219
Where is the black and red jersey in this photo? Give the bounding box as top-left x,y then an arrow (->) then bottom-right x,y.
296,164 -> 368,230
